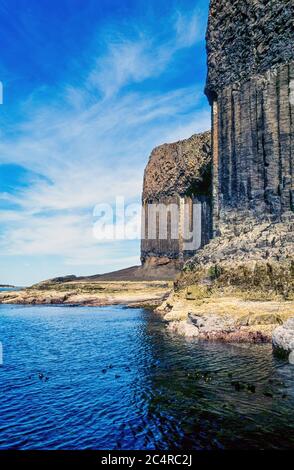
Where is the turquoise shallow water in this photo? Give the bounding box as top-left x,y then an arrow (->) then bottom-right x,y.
0,288 -> 21,292
0,304 -> 294,450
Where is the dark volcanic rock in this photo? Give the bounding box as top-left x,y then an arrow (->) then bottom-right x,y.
197,0 -> 294,276
142,132 -> 211,201
141,132 -> 212,263
205,0 -> 294,102
158,1 -> 294,345
206,0 -> 294,228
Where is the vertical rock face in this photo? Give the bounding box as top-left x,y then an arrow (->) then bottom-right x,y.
141,1 -> 293,272
206,0 -> 294,233
141,132 -> 212,263
206,0 -> 294,101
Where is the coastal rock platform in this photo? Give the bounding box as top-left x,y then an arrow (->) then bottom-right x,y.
0,280 -> 172,309
158,291 -> 294,344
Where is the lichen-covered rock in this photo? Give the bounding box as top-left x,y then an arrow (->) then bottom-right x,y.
188,313 -> 235,333
166,313 -> 273,343
207,214 -> 293,264
183,213 -> 294,299
167,320 -> 199,338
237,313 -> 282,327
272,318 -> 294,357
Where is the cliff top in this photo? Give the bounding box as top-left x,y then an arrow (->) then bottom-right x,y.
205,0 -> 294,101
143,131 -> 211,201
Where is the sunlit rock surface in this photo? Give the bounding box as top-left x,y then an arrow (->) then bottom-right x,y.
273,318 -> 294,357
141,132 -> 212,264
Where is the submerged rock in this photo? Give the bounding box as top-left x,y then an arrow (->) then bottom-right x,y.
272,318 -> 294,359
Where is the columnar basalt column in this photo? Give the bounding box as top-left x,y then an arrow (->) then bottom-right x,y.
212,100 -> 219,235
206,0 -> 294,231
141,132 -> 212,264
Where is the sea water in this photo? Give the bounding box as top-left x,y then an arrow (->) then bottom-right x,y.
0,304 -> 293,450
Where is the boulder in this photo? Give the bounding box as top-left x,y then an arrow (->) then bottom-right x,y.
272,318 -> 294,358
167,320 -> 199,338
188,313 -> 235,333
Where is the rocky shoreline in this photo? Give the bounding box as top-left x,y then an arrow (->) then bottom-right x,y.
2,277 -> 294,361
0,280 -> 171,309
155,286 -> 294,358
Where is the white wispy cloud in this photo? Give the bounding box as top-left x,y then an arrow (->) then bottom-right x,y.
89,7 -> 204,98
174,9 -> 204,47
0,7 -> 210,272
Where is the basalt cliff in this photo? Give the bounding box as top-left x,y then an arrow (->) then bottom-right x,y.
187,0 -> 294,287
141,131 -> 212,266
144,0 -> 294,346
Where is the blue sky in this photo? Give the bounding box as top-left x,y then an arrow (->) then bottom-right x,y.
0,0 -> 210,285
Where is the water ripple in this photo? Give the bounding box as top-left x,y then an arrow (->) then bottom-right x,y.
0,305 -> 294,449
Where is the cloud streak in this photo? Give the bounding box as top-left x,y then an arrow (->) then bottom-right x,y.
0,5 -> 210,282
